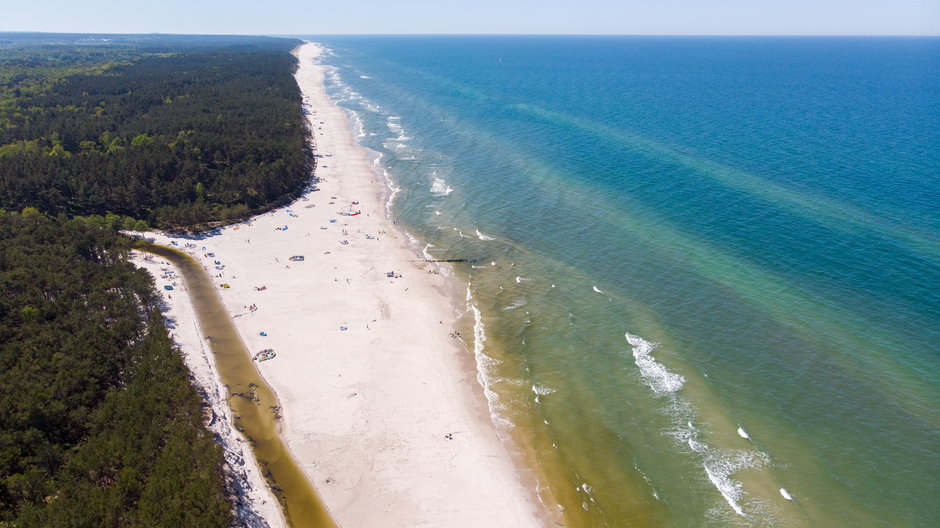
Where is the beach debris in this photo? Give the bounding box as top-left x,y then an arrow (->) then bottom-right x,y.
289,255 -> 305,262
249,304 -> 258,312
164,285 -> 174,290
254,285 -> 267,291
220,283 -> 231,289
339,325 -> 348,331
329,219 -> 337,223
259,331 -> 267,337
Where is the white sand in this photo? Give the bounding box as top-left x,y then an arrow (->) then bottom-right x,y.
130,252 -> 287,528
133,42 -> 546,527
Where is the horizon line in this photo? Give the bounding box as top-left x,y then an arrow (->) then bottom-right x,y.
1,30 -> 939,38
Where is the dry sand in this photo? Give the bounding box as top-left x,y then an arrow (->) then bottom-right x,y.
132,42 -> 546,527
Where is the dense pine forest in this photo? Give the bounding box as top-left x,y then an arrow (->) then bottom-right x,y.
0,33 -> 312,526
0,211 -> 231,526
0,33 -> 310,228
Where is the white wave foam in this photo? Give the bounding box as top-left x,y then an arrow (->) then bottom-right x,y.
475,229 -> 494,241
625,333 -> 685,394
688,438 -> 707,453
382,167 -> 401,215
467,286 -> 513,437
780,488 -> 793,501
532,383 -> 557,395
593,285 -> 604,294
421,243 -> 435,262
430,177 -> 453,196
705,465 -> 746,516
360,75 -> 372,79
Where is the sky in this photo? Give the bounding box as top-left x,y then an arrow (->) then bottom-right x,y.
0,0 -> 937,36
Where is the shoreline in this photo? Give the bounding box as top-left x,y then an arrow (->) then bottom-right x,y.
130,250 -> 287,528
132,41 -> 549,527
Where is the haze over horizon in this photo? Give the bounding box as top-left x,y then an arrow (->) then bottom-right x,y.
1,0 -> 938,36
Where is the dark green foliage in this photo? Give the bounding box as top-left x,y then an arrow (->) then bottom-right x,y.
0,34 -> 310,229
0,212 -> 231,526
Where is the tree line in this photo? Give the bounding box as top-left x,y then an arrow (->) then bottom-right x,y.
0,33 -> 315,526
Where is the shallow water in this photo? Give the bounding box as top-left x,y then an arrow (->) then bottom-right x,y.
306,36 -> 940,527
143,244 -> 336,528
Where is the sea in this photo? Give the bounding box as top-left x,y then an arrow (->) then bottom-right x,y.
302,36 -> 939,527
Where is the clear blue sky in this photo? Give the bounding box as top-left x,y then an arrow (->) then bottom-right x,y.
1,0 -> 937,36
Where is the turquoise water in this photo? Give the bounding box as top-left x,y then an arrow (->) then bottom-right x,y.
307,36 -> 939,527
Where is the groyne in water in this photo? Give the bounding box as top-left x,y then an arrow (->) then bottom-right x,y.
142,243 -> 337,528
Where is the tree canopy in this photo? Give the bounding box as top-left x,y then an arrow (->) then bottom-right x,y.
0,34 -> 310,229
0,211 -> 231,526
0,33 -> 315,526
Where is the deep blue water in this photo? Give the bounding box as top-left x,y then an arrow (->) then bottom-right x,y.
306,36 -> 940,527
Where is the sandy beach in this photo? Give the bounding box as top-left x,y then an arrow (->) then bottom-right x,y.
132,42 -> 546,527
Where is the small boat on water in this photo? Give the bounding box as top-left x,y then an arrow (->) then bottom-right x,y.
254,349 -> 275,361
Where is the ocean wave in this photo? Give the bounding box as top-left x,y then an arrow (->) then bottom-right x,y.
430,177 -> 454,196
467,286 -> 514,437
704,464 -> 745,516
360,75 -> 372,79
531,383 -> 557,395
625,333 -> 685,394
476,229 -> 494,241
384,171 -> 401,214
705,449 -> 769,518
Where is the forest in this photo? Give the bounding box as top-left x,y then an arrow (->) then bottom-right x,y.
0,33 -> 311,228
0,33 -> 314,526
0,211 -> 231,526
